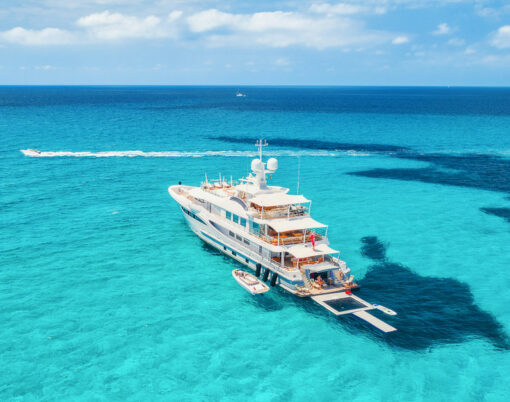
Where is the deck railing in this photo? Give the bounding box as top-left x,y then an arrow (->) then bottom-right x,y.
254,232 -> 323,246
249,207 -> 309,220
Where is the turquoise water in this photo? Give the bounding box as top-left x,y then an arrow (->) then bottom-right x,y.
2,86 -> 510,400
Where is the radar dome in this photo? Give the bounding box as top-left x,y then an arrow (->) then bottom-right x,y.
267,158 -> 278,172
251,159 -> 264,172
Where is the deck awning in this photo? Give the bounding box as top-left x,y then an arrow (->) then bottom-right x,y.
268,217 -> 326,233
250,193 -> 309,207
306,264 -> 339,273
287,243 -> 338,259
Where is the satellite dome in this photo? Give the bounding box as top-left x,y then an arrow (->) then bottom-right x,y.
267,158 -> 278,172
251,159 -> 264,172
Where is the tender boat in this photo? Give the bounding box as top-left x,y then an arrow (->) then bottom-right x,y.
168,139 -> 397,332
232,269 -> 270,295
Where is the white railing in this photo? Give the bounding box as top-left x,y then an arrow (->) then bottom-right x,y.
248,207 -> 309,220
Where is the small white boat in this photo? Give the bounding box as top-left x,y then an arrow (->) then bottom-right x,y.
21,149 -> 42,156
373,304 -> 397,316
236,92 -> 246,97
232,269 -> 269,295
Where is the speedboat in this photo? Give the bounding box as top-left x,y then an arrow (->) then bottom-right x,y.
236,92 -> 246,97
232,269 -> 270,295
21,149 -> 42,156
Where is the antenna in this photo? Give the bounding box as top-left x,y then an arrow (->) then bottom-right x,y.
255,139 -> 268,161
296,155 -> 301,194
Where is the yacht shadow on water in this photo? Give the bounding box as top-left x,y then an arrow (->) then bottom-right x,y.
350,236 -> 510,350
200,239 -> 508,349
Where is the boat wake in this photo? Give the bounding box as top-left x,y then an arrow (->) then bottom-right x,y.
20,149 -> 370,158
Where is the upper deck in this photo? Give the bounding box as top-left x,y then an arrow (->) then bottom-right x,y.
177,184 -> 327,248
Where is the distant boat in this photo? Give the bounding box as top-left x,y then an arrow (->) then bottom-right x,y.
21,149 -> 41,156
232,269 -> 269,295
236,92 -> 246,97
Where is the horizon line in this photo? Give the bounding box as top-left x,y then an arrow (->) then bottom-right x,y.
1,84 -> 510,88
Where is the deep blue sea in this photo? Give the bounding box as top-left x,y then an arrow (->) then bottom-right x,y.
2,86 -> 510,401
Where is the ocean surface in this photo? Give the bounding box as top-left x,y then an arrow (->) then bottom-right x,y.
2,86 -> 510,401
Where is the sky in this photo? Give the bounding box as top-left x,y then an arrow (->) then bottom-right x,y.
1,0 -> 510,85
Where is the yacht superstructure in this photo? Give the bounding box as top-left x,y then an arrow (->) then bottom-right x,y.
169,140 -> 396,332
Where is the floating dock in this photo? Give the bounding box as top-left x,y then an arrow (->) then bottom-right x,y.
312,292 -> 397,333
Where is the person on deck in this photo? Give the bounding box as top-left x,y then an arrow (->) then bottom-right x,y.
316,276 -> 325,287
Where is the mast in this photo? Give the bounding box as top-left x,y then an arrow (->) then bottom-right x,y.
255,139 -> 268,161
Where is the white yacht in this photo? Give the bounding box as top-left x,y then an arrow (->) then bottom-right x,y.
169,140 -> 396,332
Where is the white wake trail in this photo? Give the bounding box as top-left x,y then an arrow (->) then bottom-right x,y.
20,149 -> 368,158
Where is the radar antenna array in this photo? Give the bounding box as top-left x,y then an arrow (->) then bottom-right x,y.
255,139 -> 268,161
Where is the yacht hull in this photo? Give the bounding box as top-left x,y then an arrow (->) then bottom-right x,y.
169,185 -> 305,295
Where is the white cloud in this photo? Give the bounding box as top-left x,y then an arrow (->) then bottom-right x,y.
35,64 -> 56,70
0,27 -> 73,45
274,57 -> 290,66
475,5 -> 510,18
187,9 -> 237,33
76,10 -> 168,40
392,35 -> 409,44
168,10 -> 183,22
309,2 -> 387,15
476,7 -> 498,17
187,9 -> 390,49
447,37 -> 464,46
0,5 -> 399,50
491,25 -> 510,49
0,10 -> 184,45
309,3 -> 369,15
433,23 -> 451,35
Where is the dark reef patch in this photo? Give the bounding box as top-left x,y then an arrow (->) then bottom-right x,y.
360,236 -> 387,261
480,207 -> 510,224
355,237 -> 509,350
350,153 -> 510,194
212,136 -> 411,154
216,135 -> 510,225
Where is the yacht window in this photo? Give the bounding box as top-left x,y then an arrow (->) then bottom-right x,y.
233,214 -> 239,224
236,234 -> 242,241
232,251 -> 237,256
259,245 -> 262,253
245,258 -> 249,264
226,211 -> 232,220
243,239 -> 250,245
240,218 -> 247,227
229,231 -> 234,237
